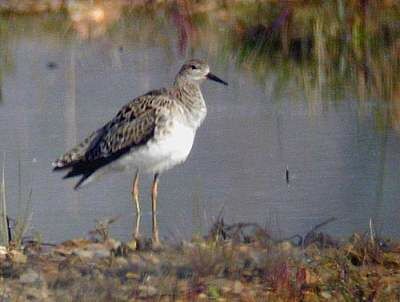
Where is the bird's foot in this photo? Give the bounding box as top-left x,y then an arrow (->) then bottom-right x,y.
127,234 -> 144,251
151,238 -> 162,251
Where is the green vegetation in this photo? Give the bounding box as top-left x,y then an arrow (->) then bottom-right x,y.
235,1 -> 399,124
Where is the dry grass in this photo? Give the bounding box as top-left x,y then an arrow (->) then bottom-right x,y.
0,218 -> 399,301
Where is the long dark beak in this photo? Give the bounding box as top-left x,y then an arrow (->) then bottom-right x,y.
206,73 -> 228,86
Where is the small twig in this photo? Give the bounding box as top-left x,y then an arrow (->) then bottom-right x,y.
0,152 -> 9,246
280,217 -> 337,247
309,217 -> 336,234
22,239 -> 57,247
6,216 -> 12,242
90,216 -> 120,242
369,217 -> 375,244
285,165 -> 289,184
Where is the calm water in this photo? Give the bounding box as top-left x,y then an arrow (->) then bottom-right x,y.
0,15 -> 399,243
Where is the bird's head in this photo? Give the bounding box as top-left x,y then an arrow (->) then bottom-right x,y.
175,59 -> 228,87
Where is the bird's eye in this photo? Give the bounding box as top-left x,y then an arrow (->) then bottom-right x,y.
190,65 -> 197,70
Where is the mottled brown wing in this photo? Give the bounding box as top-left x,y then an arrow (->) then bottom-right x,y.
52,128 -> 100,169
52,88 -> 169,169
62,110 -> 157,189
53,89 -> 173,189
84,108 -> 157,162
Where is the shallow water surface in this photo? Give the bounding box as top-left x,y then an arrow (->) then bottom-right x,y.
0,14 -> 399,243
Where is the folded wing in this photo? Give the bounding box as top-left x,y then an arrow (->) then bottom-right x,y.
53,89 -> 171,189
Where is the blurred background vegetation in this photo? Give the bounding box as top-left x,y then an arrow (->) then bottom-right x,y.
0,0 -> 398,131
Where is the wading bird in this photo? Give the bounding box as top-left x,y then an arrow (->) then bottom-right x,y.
53,59 -> 228,246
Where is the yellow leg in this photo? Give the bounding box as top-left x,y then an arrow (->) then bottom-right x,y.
151,173 -> 160,247
131,170 -> 141,239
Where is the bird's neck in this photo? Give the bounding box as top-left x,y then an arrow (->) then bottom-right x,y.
172,81 -> 207,128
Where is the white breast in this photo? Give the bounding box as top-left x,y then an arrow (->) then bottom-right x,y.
117,121 -> 196,174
